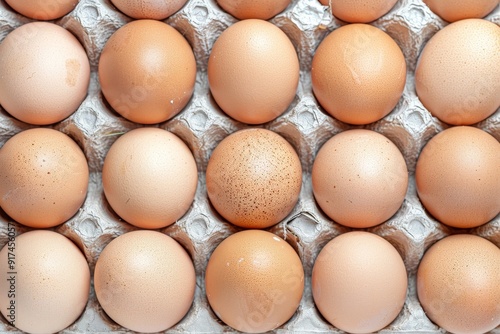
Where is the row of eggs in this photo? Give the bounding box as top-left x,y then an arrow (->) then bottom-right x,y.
1,226 -> 499,334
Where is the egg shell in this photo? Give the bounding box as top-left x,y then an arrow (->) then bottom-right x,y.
94,230 -> 196,333
312,129 -> 408,228
417,234 -> 500,334
4,0 -> 79,20
312,231 -> 408,333
0,22 -> 90,125
415,19 -> 500,125
109,0 -> 188,20
423,0 -> 499,22
319,0 -> 399,23
0,128 -> 89,228
207,19 -> 299,124
0,230 -> 90,334
102,127 -> 198,229
206,128 -> 302,228
415,126 -> 500,228
98,19 -> 196,124
205,230 -> 304,333
216,0 -> 291,20
311,23 -> 406,125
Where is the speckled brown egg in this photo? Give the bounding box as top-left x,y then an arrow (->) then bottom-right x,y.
319,0 -> 399,23
206,128 -> 302,229
208,19 -> 299,124
312,129 -> 408,228
312,231 -> 408,333
417,234 -> 500,334
415,19 -> 500,125
0,230 -> 90,334
5,0 -> 79,20
423,0 -> 499,22
94,230 -> 195,333
205,230 -> 304,333
98,19 -> 196,124
0,22 -> 90,125
415,126 -> 500,228
110,0 -> 188,20
216,0 -> 291,19
311,23 -> 406,125
102,127 -> 198,229
0,128 -> 89,228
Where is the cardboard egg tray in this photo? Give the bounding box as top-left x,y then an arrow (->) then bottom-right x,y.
0,0 -> 499,332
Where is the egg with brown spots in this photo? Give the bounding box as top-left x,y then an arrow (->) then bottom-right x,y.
205,230 -> 304,333
423,0 -> 499,22
216,0 -> 291,19
5,0 -> 79,20
312,129 -> 408,228
110,0 -> 188,20
417,234 -> 500,334
94,230 -> 196,333
319,0 -> 399,23
0,128 -> 89,228
206,128 -> 302,229
0,22 -> 90,125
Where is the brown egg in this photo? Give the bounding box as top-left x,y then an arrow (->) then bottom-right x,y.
208,19 -> 299,124
205,230 -> 304,333
102,128 -> 198,229
99,19 -> 196,124
110,0 -> 188,20
311,24 -> 406,125
0,22 -> 90,125
415,126 -> 500,228
0,128 -> 89,228
415,19 -> 500,125
417,234 -> 500,334
94,230 -> 195,333
319,0 -> 399,23
206,128 -> 302,228
423,0 -> 499,22
312,231 -> 408,333
216,0 -> 291,20
312,129 -> 408,228
5,0 -> 79,20
0,230 -> 90,334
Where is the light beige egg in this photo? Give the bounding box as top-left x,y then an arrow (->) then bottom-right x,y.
417,234 -> 500,334
208,19 -> 299,124
0,128 -> 89,228
312,231 -> 408,333
415,19 -> 500,125
0,230 -> 90,334
110,0 -> 188,20
206,128 -> 302,228
102,127 -> 198,229
311,23 -> 406,125
0,22 -> 90,125
415,126 -> 500,228
98,19 -> 196,124
319,0 -> 399,23
205,230 -> 304,333
216,0 -> 291,20
312,129 -> 408,228
94,230 -> 196,333
5,0 -> 79,20
423,0 -> 499,22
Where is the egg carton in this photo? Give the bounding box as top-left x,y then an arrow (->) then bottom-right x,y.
0,0 -> 499,333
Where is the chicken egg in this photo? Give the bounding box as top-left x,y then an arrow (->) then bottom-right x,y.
319,0 -> 398,23
208,19 -> 299,124
98,19 -> 196,124
415,19 -> 500,125
0,230 -> 90,334
94,230 -> 195,333
311,23 -> 406,125
423,0 -> 499,22
417,234 -> 500,334
312,231 -> 408,333
216,0 -> 291,20
0,22 -> 90,125
312,129 -> 408,228
109,0 -> 188,20
415,126 -> 500,228
206,128 -> 302,229
5,0 -> 79,20
205,230 -> 304,333
0,128 -> 89,228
